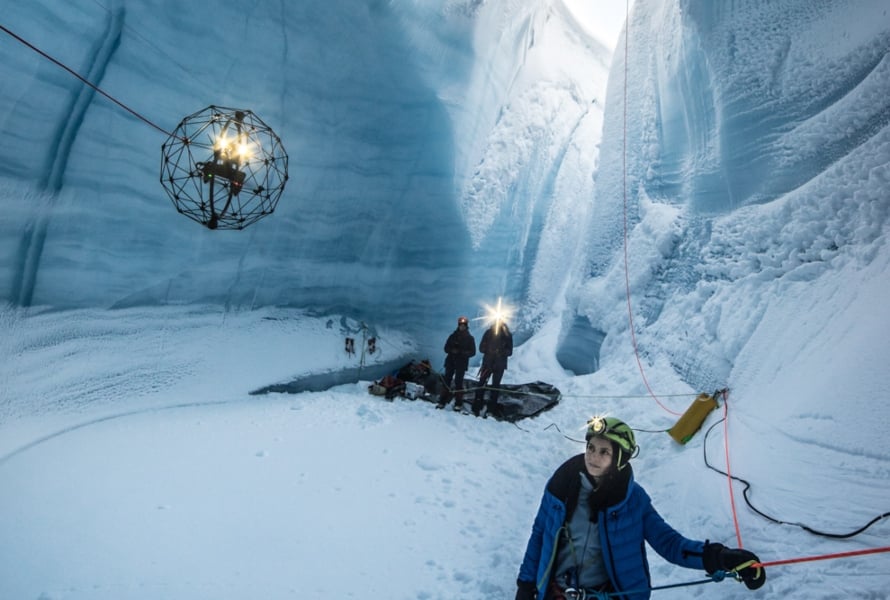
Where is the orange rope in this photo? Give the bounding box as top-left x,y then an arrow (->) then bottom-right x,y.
615,5 -> 884,570
721,392 -> 744,547
754,546 -> 890,569
619,0 -> 681,417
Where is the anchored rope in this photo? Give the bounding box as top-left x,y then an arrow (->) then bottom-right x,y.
705,406 -> 890,540
720,391 -> 745,547
579,570 -> 739,599
562,391 -> 695,400
614,0 -> 888,563
618,0 -> 680,418
754,546 -> 890,569
0,21 -> 172,137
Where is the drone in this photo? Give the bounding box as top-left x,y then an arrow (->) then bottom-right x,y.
160,105 -> 288,230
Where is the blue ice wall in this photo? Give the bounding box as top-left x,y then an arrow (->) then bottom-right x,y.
573,0 -> 890,387
0,2 -> 478,358
0,1 -> 609,359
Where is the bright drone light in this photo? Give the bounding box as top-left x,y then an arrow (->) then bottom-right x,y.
236,140 -> 253,160
213,134 -> 252,161
214,134 -> 230,153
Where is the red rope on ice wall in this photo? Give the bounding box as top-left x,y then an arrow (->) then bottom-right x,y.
619,1 -> 681,417
616,6 -> 890,580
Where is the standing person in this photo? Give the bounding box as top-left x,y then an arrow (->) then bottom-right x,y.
472,319 -> 513,417
437,316 -> 476,411
515,416 -> 766,600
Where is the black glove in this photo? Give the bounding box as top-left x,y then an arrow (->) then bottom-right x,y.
515,580 -> 537,600
702,542 -> 766,590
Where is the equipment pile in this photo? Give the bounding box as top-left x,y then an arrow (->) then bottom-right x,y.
368,359 -> 560,422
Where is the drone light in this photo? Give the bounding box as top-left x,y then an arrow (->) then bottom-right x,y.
214,134 -> 231,154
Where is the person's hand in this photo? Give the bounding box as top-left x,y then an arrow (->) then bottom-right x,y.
703,543 -> 766,590
515,580 -> 537,600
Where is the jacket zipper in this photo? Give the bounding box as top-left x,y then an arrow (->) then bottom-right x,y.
604,510 -> 627,599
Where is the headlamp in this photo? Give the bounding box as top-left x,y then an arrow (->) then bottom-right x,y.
587,416 -> 607,436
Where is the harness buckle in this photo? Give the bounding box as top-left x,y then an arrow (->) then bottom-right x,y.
564,588 -> 586,600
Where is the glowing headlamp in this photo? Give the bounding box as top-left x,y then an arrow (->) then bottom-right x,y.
481,296 -> 514,335
587,416 -> 607,436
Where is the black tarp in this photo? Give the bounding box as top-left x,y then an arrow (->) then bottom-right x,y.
469,380 -> 562,422
371,360 -> 561,422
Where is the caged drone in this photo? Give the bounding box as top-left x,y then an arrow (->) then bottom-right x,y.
160,106 -> 288,230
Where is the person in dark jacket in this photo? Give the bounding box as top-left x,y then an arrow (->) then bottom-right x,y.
472,320 -> 513,416
437,316 -> 476,410
515,416 -> 766,600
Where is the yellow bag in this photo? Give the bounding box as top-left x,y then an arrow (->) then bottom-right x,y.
668,392 -> 719,444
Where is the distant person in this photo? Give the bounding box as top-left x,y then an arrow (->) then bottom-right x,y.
472,320 -> 513,417
437,316 -> 476,411
515,416 -> 766,600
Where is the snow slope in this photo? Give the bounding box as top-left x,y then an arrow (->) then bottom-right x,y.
1,292 -> 889,599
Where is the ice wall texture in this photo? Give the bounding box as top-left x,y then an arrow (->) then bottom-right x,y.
574,0 -> 890,389
0,0 -> 610,356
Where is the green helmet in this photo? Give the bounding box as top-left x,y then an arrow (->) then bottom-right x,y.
586,416 -> 638,469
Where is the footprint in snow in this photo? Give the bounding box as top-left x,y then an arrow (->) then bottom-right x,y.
416,455 -> 445,471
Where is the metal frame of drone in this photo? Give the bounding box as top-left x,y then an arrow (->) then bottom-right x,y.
160,105 -> 288,230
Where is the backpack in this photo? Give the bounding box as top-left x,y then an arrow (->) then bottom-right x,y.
368,374 -> 405,400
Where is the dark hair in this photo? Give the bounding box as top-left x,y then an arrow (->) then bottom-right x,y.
587,459 -> 632,518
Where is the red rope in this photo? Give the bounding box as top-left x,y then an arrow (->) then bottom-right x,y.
0,21 -> 173,137
754,546 -> 890,569
719,398 -> 890,571
721,391 -> 744,547
616,10 -> 885,574
619,1 -> 681,417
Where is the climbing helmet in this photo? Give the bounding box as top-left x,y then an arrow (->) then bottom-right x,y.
585,416 -> 638,469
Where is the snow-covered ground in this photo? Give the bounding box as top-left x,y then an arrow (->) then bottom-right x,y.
1,299 -> 888,599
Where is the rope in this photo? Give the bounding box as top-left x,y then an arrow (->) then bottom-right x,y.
754,546 -> 890,569
704,411 -> 890,539
0,21 -> 173,137
563,392 -> 698,400
721,391 -> 745,548
359,322 -> 369,369
618,0 -> 680,418
649,571 -> 735,592
612,0 -> 888,573
582,570 -> 737,599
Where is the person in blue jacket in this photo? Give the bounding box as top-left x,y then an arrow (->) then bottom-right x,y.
515,416 -> 766,600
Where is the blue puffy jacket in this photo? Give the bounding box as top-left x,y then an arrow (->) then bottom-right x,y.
517,455 -> 706,599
